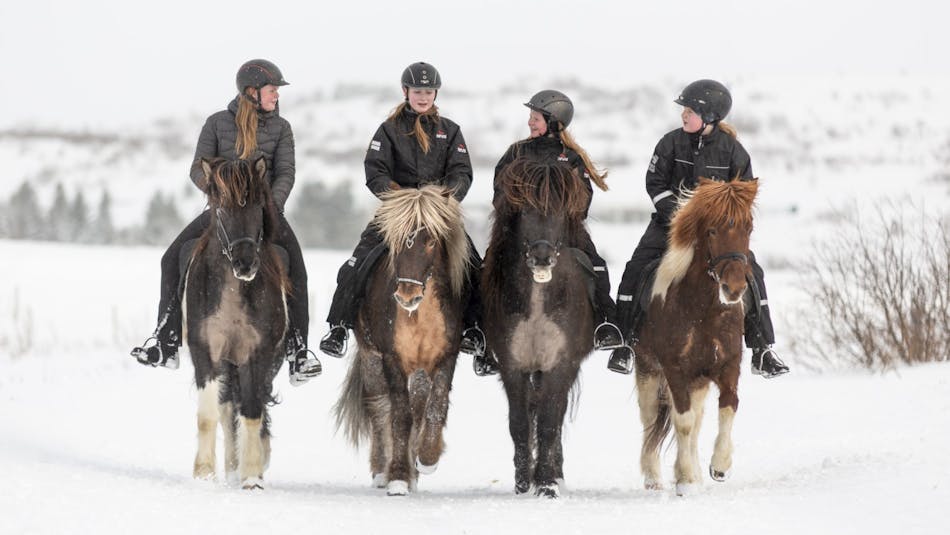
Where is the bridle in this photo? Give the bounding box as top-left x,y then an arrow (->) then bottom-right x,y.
215,207 -> 263,262
395,226 -> 432,290
706,251 -> 748,283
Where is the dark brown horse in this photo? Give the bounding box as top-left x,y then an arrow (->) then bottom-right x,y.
334,186 -> 470,496
482,159 -> 595,498
635,176 -> 759,496
185,157 -> 289,490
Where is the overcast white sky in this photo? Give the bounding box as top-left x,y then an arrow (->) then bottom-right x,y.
3,0 -> 946,128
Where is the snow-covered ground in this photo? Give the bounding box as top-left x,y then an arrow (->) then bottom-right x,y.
2,240 -> 948,534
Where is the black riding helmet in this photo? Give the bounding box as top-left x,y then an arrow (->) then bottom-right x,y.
524,90 -> 574,132
674,79 -> 732,124
236,59 -> 290,93
401,62 -> 442,89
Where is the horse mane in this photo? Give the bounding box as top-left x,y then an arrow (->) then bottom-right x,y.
493,158 -> 590,219
192,157 -> 288,293
374,186 -> 470,298
653,177 -> 759,300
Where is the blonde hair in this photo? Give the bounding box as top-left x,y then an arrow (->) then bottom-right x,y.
387,102 -> 440,154
558,128 -> 608,191
234,91 -> 259,159
717,120 -> 738,139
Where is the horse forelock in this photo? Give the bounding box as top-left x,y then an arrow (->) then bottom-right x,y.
495,158 -> 589,221
375,186 -> 470,297
207,158 -> 271,211
669,178 -> 758,249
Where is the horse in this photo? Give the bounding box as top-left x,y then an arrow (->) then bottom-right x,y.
482,158 -> 595,498
334,185 -> 470,496
634,176 -> 759,496
184,156 -> 290,490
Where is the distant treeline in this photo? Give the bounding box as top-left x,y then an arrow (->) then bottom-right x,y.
0,181 -> 367,249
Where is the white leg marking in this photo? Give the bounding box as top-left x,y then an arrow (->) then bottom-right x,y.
710,406 -> 736,481
637,374 -> 663,489
238,417 -> 265,487
193,379 -> 220,479
386,480 -> 410,496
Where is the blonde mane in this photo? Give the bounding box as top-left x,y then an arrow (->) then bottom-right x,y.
374,186 -> 470,297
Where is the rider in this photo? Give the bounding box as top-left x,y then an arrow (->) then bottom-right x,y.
318,62 -> 484,364
131,59 -> 323,386
608,79 -> 790,379
479,89 -> 625,376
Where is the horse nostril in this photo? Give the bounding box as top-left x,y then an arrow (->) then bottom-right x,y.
722,283 -> 731,295
411,296 -> 423,306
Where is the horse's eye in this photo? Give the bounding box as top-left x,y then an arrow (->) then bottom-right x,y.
708,228 -> 718,237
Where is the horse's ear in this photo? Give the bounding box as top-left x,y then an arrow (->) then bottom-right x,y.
199,158 -> 214,190
389,181 -> 401,191
253,156 -> 266,178
440,186 -> 454,199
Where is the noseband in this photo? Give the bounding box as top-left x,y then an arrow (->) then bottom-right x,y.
706,252 -> 748,283
215,207 -> 263,262
524,239 -> 562,259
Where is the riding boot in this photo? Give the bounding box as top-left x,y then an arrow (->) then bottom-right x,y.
607,299 -> 640,375
744,255 -> 789,379
319,324 -> 349,358
285,328 -> 322,385
592,269 -> 623,350
751,346 -> 789,378
130,304 -> 181,369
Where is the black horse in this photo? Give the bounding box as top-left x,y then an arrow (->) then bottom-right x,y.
185,157 -> 289,490
482,158 -> 595,498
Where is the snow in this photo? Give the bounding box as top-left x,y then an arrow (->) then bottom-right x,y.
1,240 -> 948,534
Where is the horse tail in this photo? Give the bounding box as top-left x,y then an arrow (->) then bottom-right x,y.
643,375 -> 673,453
333,352 -> 370,448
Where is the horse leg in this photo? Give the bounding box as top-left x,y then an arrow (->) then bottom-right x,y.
361,351 -> 391,488
416,353 -> 458,474
711,364 -> 740,482
501,368 -> 533,494
382,354 -> 413,496
408,369 -> 431,474
636,371 -> 666,490
220,365 -> 239,482
670,383 -> 709,496
689,383 -> 708,483
192,346 -> 218,480
235,361 -> 268,490
534,364 -> 574,499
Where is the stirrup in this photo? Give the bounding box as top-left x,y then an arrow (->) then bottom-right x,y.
473,350 -> 500,377
593,321 -> 625,350
751,346 -> 789,379
289,348 -> 322,386
607,345 -> 634,375
130,336 -> 180,370
460,325 -> 486,357
318,325 -> 349,358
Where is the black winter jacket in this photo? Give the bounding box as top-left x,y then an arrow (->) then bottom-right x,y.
646,127 -> 752,225
364,107 -> 472,201
493,135 -> 595,217
189,98 -> 296,210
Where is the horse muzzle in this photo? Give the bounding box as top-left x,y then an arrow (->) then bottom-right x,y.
231,255 -> 261,282
393,278 -> 426,312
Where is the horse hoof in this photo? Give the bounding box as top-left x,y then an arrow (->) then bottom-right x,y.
416,459 -> 438,475
644,478 -> 663,491
535,482 -> 560,499
372,473 -> 389,488
386,480 -> 410,496
675,482 -> 697,497
515,480 -> 531,494
242,477 -> 264,490
193,465 -> 215,480
709,465 -> 730,482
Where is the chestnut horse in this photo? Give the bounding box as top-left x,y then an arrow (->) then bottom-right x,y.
635,176 -> 759,496
334,186 -> 470,496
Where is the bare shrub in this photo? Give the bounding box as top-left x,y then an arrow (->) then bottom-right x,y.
795,201 -> 950,370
